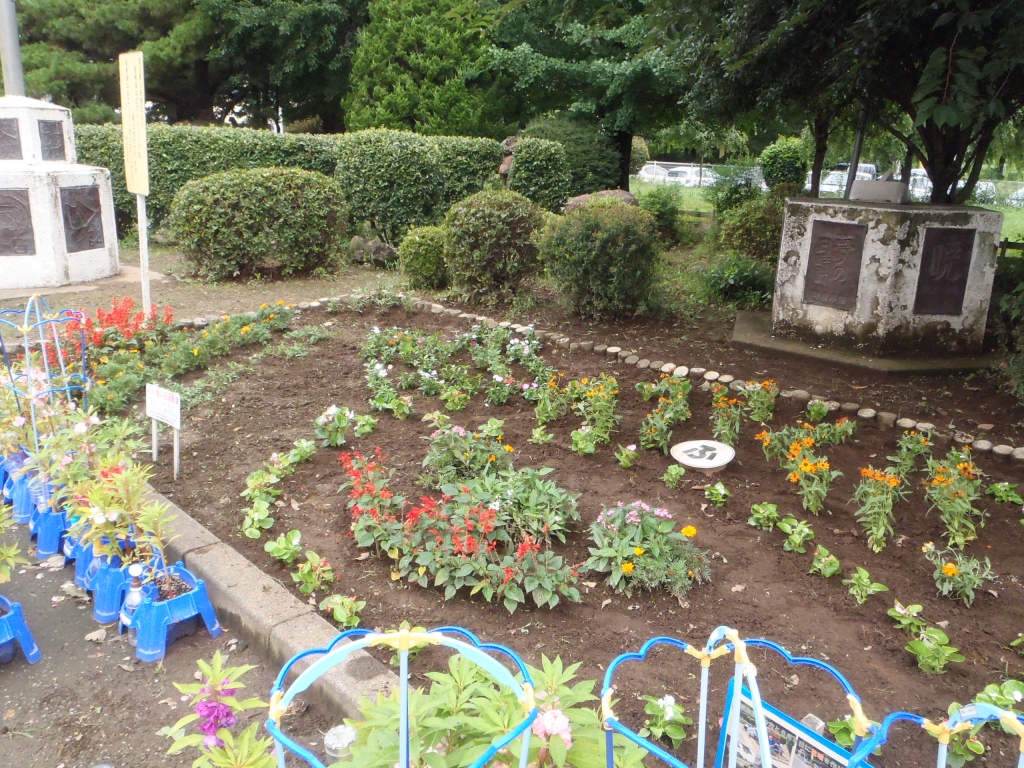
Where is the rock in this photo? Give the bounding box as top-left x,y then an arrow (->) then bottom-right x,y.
876,412 -> 897,429
915,422 -> 935,433
446,308 -> 461,317
782,389 -> 811,401
1012,446 -> 1024,462
690,367 -> 707,378
970,439 -> 993,452
298,302 -> 311,310
555,337 -> 570,348
953,432 -> 974,446
484,318 -> 499,328
895,418 -> 917,430
932,431 -> 953,446
636,359 -> 650,369
673,366 -> 689,378
730,381 -> 746,392
366,240 -> 398,268
991,444 -> 1014,460
594,344 -> 608,355
569,342 -> 580,352
606,346 -> 621,359
430,304 -> 443,314
977,423 -> 994,431
458,312 -> 474,320
840,402 -> 860,414
498,154 -> 513,177
499,321 -> 511,328
563,189 -> 639,214
856,408 -> 877,420
703,371 -> 720,381
347,235 -> 367,263
649,360 -> 664,371
193,317 -> 207,328
661,363 -> 676,374
308,301 -> 320,308
579,341 -> 595,352
718,374 -> 734,384
617,348 -> 633,360
624,355 -> 640,365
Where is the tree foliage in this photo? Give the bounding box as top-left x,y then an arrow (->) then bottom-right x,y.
523,114 -> 620,195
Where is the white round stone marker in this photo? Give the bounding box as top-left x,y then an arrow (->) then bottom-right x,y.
670,439 -> 735,476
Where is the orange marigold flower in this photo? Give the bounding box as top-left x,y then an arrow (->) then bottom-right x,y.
942,562 -> 959,578
622,562 -> 635,574
681,525 -> 697,538
788,471 -> 800,483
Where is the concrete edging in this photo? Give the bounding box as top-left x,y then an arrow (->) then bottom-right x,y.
150,487 -> 397,719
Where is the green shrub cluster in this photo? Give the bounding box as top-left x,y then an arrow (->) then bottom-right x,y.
636,186 -> 680,238
169,168 -> 346,282
507,137 -> 572,211
703,168 -> 762,214
75,124 -> 337,233
427,135 -> 504,208
700,253 -> 776,308
523,115 -> 619,196
538,201 -> 660,318
444,190 -> 543,303
759,137 -> 808,189
398,225 -> 448,290
630,136 -> 650,175
718,187 -> 794,262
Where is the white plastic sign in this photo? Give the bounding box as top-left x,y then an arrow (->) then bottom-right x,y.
145,383 -> 180,429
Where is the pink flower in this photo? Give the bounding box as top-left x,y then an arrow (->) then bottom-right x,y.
533,709 -> 572,749
12,416 -> 25,427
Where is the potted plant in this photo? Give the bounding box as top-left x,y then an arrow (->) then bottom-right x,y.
0,503 -> 38,665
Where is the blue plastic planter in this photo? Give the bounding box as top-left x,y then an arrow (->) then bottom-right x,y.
63,534 -> 93,588
0,595 -> 41,664
8,468 -> 33,525
121,562 -> 221,663
30,507 -> 69,560
89,554 -> 128,623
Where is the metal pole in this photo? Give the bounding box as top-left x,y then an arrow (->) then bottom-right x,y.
0,0 -> 25,96
136,193 -> 151,314
844,107 -> 868,199
172,428 -> 179,481
151,419 -> 158,461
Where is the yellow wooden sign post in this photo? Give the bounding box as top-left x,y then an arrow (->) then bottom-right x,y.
118,51 -> 152,313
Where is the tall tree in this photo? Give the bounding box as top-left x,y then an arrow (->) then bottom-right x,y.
344,0 -> 522,138
490,0 -> 687,189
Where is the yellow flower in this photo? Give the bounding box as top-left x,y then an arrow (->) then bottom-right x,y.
622,562 -> 635,574
921,541 -> 934,553
681,526 -> 697,538
260,303 -> 269,310
634,547 -> 645,556
276,300 -> 285,306
241,326 -> 250,334
192,348 -> 199,356
942,562 -> 959,578
488,455 -> 496,462
504,444 -> 514,453
788,471 -> 800,483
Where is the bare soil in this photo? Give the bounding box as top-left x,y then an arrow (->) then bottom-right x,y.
150,305 -> 1024,768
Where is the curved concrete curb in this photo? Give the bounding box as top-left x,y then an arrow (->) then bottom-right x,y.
149,487 -> 397,719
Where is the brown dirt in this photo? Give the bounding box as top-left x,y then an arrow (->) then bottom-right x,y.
150,305 -> 1024,767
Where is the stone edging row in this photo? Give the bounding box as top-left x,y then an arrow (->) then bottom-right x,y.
172,294 -> 1024,464
156,485 -> 397,719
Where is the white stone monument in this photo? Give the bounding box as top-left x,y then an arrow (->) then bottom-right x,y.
0,0 -> 119,290
772,199 -> 1002,356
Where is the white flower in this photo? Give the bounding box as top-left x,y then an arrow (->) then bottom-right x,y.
372,326 -> 380,334
657,695 -> 676,720
1014,690 -> 1022,703
105,510 -> 119,522
490,499 -> 501,511
626,444 -> 637,452
493,374 -> 504,382
74,422 -> 89,434
90,506 -> 106,525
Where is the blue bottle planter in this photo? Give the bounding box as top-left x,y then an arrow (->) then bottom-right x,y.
8,466 -> 33,525
0,595 -> 41,665
121,562 -> 221,663
89,554 -> 128,623
30,506 -> 69,560
63,534 -> 93,588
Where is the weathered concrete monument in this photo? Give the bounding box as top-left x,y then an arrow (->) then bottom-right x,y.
0,0 -> 119,290
771,199 -> 1002,356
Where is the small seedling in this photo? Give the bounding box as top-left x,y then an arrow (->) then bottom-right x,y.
906,627 -> 964,674
615,444 -> 639,469
291,551 -> 334,595
319,595 -> 366,628
705,482 -> 730,507
529,425 -> 554,445
638,694 -> 692,749
809,546 -> 841,578
887,600 -> 928,636
748,502 -> 780,532
661,465 -> 687,489
806,400 -> 829,423
986,482 -> 1023,506
264,529 -> 302,566
778,517 -> 814,553
843,567 -> 888,605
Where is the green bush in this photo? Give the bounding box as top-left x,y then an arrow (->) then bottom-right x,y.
759,137 -> 808,190
704,168 -> 763,214
507,137 -> 572,211
426,135 -> 504,208
630,136 -> 650,175
169,168 -> 346,282
523,115 -> 619,196
444,190 -> 543,303
333,129 -> 442,245
636,186 -> 679,238
700,253 -> 776,308
538,201 -> 660,318
719,188 -> 790,262
399,225 -> 448,290
75,124 -> 337,234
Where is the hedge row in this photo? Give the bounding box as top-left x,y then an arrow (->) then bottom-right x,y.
75,125 -> 337,233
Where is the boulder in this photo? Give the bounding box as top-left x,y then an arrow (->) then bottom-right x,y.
563,189 -> 639,214
347,235 -> 367,263
366,240 -> 398,268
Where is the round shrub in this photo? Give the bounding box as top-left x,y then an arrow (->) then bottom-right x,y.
704,172 -> 762,214
444,190 -> 543,303
426,135 -> 504,208
538,201 -> 660,318
759,137 -> 808,189
636,186 -> 680,238
718,188 -> 789,262
630,136 -> 650,175
169,168 -> 346,282
507,137 -> 572,211
523,115 -> 619,196
333,129 -> 441,245
399,225 -> 448,290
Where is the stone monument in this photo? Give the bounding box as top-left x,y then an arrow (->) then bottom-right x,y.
0,0 -> 119,290
772,199 -> 1002,356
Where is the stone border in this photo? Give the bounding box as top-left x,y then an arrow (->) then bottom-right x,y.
155,486 -> 397,719
177,293 -> 1024,462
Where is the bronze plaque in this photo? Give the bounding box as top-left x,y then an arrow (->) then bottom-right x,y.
913,228 -> 975,315
38,120 -> 66,161
0,189 -> 36,256
61,186 -> 105,253
802,220 -> 867,311
0,118 -> 21,160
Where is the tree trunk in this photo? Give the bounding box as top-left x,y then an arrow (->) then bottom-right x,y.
901,147 -> 914,181
996,155 -> 1006,179
613,130 -> 633,191
809,113 -> 830,198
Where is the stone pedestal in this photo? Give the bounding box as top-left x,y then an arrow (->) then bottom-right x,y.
772,198 -> 1002,356
0,95 -> 119,290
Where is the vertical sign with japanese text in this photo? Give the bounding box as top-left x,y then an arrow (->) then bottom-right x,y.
118,51 -> 149,196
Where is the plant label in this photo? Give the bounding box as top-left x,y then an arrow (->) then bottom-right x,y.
146,384 -> 180,430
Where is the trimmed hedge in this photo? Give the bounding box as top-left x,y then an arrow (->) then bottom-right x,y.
75,124 -> 337,233
426,135 -> 504,208
523,115 -> 619,196
759,137 -> 807,190
507,137 -> 572,211
444,190 -> 543,303
538,201 -> 660,318
169,168 -> 346,282
399,225 -> 448,290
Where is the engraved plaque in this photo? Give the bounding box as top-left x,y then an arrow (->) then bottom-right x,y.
802,220 -> 867,311
38,120 -> 66,161
0,189 -> 36,256
913,228 -> 975,315
0,118 -> 21,160
61,186 -> 105,253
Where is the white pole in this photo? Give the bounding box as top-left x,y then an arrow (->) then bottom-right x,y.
137,193 -> 151,314
0,0 -> 26,97
151,418 -> 158,461
173,428 -> 179,481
